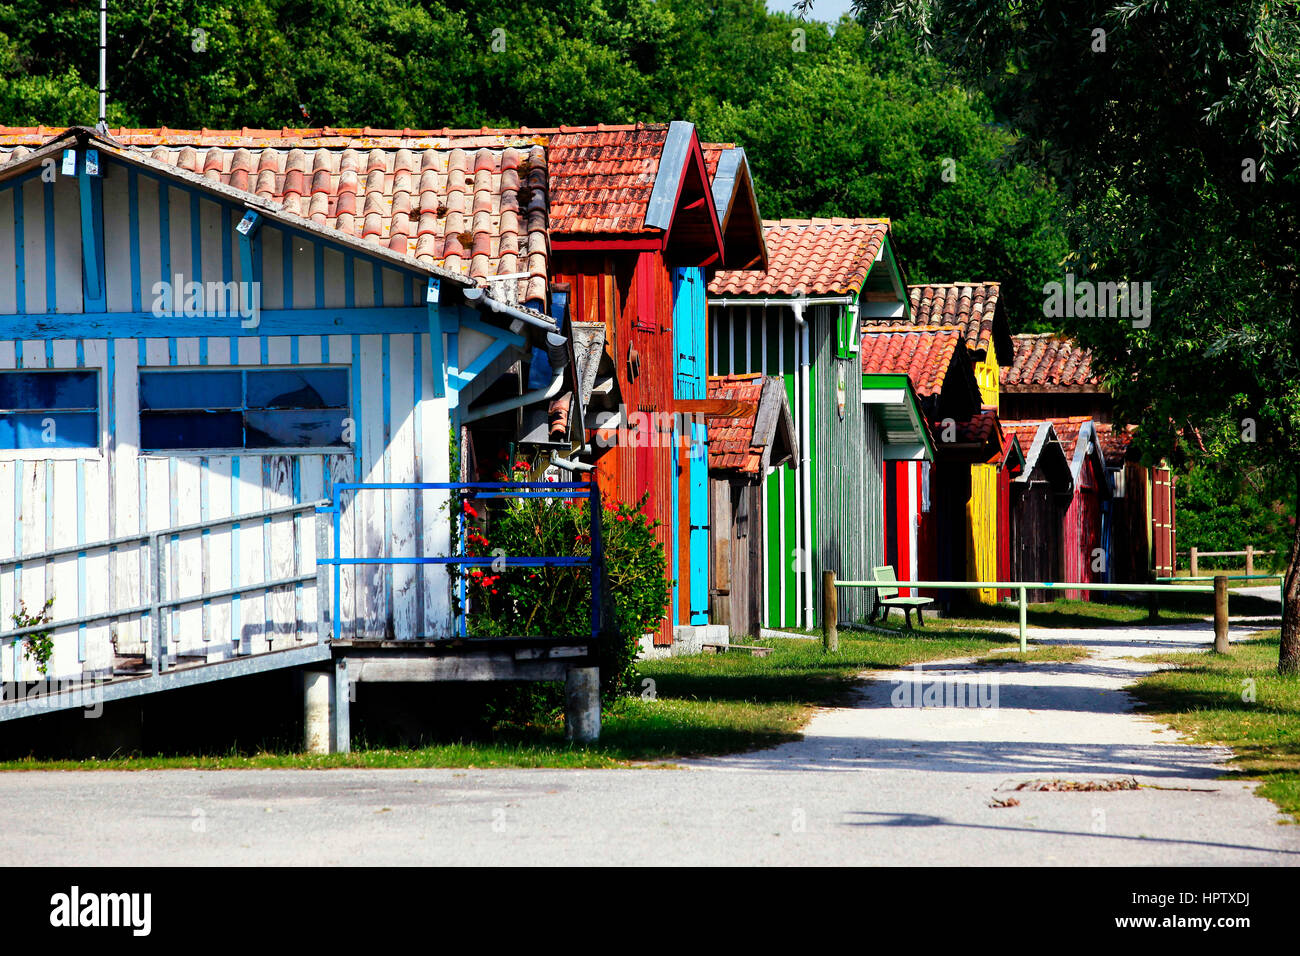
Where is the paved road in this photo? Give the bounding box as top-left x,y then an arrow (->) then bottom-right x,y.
2,610 -> 1297,865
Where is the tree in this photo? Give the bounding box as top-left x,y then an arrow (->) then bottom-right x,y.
837,0 -> 1300,671
694,22 -> 1065,326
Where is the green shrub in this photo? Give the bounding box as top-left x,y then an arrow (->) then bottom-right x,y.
460,474 -> 668,709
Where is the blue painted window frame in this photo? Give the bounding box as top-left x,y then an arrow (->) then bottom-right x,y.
139,365 -> 352,453
0,369 -> 101,451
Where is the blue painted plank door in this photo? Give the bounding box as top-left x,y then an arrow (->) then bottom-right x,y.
672,268 -> 710,625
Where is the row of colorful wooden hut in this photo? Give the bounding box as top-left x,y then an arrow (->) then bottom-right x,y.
0,121 -> 1174,660
702,220 -> 1177,634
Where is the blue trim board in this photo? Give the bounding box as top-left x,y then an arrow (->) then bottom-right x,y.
0,307 -> 451,339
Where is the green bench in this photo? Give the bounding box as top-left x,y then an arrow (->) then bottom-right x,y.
867,565 -> 934,629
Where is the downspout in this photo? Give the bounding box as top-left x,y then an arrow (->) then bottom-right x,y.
460,330 -> 569,424
795,319 -> 806,629
462,285 -> 558,331
458,285 -> 570,424
551,450 -> 595,473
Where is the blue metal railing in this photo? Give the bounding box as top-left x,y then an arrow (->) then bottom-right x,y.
316,481 -> 603,643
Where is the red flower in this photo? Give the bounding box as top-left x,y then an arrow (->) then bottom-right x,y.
463,502 -> 479,518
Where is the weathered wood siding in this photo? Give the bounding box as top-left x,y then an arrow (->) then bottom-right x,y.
810,304 -> 883,625
553,251 -> 679,644
709,302 -> 885,627
1009,479 -> 1065,603
1063,452 -> 1105,599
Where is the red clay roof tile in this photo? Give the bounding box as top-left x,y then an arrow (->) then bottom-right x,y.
705,373 -> 766,475
1001,334 -> 1103,391
708,218 -> 889,296
547,126 -> 670,234
860,326 -> 966,398
1091,421 -> 1134,467
904,282 -> 1003,357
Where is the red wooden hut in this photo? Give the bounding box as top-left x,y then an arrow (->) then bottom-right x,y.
545,122 -> 767,649
1047,417 -> 1110,599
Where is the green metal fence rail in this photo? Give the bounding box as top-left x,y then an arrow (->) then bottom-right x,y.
825,575 -> 1227,652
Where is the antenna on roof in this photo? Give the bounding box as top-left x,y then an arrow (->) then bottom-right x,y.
96,0 -> 108,133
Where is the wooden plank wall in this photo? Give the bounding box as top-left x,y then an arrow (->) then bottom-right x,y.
968,462 -> 999,602
810,305 -> 883,625
0,157 -> 464,681
1063,455 -> 1104,599
554,251 -> 677,645
708,302 -> 805,629
1009,479 -> 1065,602
0,331 -> 459,681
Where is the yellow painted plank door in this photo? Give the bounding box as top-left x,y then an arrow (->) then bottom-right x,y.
969,462 -> 998,603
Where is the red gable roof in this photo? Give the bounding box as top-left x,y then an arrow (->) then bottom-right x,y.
1002,333 -> 1103,391
860,326 -> 967,398
956,407 -> 1002,445
904,282 -> 1010,363
709,218 -> 889,296
547,125 -> 670,234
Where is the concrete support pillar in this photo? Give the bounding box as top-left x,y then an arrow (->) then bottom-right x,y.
304,669 -> 333,754
333,656 -> 351,754
564,666 -> 601,744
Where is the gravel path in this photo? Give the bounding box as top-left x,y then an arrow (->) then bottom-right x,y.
1,608 -> 1296,866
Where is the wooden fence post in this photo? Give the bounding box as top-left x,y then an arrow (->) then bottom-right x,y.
1246,545 -> 1254,576
1190,546 -> 1198,577
1214,574 -> 1229,653
822,570 -> 838,653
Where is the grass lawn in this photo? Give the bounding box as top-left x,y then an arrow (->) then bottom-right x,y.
1129,631 -> 1300,823
0,624 -> 1014,771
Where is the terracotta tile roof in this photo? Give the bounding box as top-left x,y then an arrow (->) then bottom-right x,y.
547,125 -> 671,234
1001,333 -> 1103,391
708,218 -> 889,296
1002,421 -> 1047,448
0,125 -> 555,304
903,283 -> 1005,359
860,326 -> 966,398
1001,419 -> 1072,486
955,407 -> 1000,445
701,143 -> 732,180
1092,421 -> 1134,467
706,373 -> 766,475
1046,415 -> 1088,454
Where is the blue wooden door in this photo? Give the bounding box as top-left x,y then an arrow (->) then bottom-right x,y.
672,268 -> 711,624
